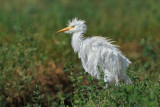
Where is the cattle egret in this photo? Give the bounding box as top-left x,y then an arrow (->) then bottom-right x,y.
57,18 -> 132,87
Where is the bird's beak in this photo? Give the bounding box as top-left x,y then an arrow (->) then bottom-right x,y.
57,26 -> 74,33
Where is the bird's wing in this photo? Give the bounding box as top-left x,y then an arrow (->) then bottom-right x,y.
90,37 -> 131,74
79,36 -> 131,75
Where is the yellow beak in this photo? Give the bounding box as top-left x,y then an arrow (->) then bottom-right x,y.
57,26 -> 74,33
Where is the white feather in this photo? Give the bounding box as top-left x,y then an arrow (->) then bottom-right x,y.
64,18 -> 132,87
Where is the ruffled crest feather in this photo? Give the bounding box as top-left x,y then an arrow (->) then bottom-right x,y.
68,18 -> 86,27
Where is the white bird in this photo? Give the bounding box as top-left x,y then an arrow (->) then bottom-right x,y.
57,18 -> 132,87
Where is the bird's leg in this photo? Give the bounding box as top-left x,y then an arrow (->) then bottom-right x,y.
103,78 -> 108,88
104,76 -> 110,89
103,70 -> 114,88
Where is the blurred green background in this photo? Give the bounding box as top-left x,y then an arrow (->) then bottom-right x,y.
0,0 -> 160,106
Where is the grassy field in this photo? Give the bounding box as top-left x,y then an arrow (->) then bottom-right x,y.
0,0 -> 160,106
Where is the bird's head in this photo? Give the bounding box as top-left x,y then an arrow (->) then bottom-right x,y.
57,18 -> 87,34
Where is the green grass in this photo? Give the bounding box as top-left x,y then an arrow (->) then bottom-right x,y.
62,62 -> 160,107
0,0 -> 160,106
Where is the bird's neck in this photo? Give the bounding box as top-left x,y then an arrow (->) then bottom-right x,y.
72,31 -> 85,53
